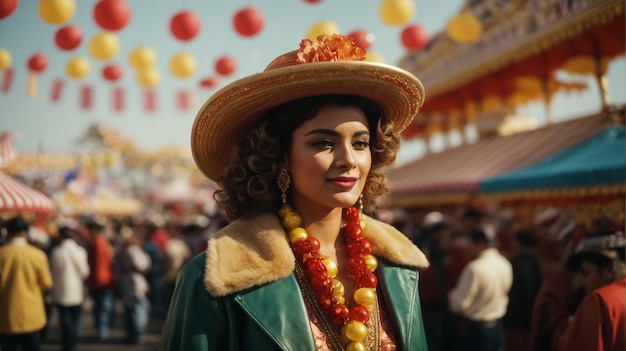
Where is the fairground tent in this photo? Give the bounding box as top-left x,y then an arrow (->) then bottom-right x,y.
386,112 -> 619,207
480,125 -> 624,202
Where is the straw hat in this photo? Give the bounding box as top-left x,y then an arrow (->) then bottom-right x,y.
191,34 -> 425,181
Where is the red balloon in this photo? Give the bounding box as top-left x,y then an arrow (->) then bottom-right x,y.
199,77 -> 219,89
170,10 -> 201,41
102,64 -> 122,81
401,24 -> 429,51
55,25 -> 82,51
348,29 -> 374,50
0,0 -> 19,19
27,53 -> 47,72
233,7 -> 264,37
93,0 -> 131,31
215,56 -> 237,76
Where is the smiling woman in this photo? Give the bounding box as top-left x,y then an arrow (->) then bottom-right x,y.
159,34 -> 430,351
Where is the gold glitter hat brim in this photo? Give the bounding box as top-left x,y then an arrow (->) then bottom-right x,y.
191,60 -> 425,181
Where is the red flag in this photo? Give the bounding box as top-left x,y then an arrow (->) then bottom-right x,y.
1,68 -> 14,93
177,89 -> 189,110
144,89 -> 156,113
113,86 -> 124,113
80,84 -> 93,110
51,79 -> 64,103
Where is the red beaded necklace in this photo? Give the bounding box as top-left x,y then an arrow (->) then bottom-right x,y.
279,203 -> 379,350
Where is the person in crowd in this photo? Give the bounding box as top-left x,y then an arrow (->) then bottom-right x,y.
141,219 -> 166,317
448,224 -> 513,351
503,228 -> 543,351
416,211 -> 451,351
114,227 -> 151,345
0,215 -> 54,351
49,221 -> 90,351
160,33 -> 430,350
84,215 -> 116,341
162,220 -> 193,309
560,231 -> 626,351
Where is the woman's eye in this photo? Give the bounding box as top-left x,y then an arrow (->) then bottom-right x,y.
353,140 -> 370,149
312,139 -> 334,149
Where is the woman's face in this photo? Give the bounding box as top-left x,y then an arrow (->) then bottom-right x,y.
579,260 -> 612,293
288,104 -> 372,213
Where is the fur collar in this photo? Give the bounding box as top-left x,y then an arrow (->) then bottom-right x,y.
204,213 -> 429,297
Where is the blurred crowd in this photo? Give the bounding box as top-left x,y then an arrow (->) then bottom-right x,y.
0,210 -> 227,351
386,205 -> 625,351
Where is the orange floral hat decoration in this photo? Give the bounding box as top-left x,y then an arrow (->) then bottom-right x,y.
191,34 -> 425,181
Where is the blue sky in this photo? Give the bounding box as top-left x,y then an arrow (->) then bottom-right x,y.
0,0 -> 624,162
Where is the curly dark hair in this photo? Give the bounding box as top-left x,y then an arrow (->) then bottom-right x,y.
215,94 -> 401,221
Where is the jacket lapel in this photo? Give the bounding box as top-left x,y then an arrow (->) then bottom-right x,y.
234,275 -> 317,351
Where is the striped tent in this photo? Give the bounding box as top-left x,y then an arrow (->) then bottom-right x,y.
387,113 -> 616,207
0,170 -> 56,214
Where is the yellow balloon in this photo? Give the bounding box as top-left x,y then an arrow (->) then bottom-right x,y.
379,0 -> 415,26
0,49 -> 11,70
38,0 -> 76,25
129,46 -> 157,70
66,56 -> 90,79
89,32 -> 120,61
447,12 -> 483,44
136,68 -> 160,88
306,21 -> 340,40
169,52 -> 197,79
365,52 -> 385,63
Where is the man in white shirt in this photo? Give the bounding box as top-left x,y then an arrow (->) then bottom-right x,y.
448,224 -> 513,351
50,223 -> 90,351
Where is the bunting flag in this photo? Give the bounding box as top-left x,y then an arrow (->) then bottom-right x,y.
27,72 -> 37,98
144,89 -> 156,112
80,84 -> 93,110
113,86 -> 124,113
50,78 -> 64,103
176,89 -> 195,111
1,68 -> 14,94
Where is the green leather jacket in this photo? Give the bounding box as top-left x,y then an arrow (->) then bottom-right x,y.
159,214 -> 430,351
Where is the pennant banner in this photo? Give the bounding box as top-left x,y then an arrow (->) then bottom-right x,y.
1,68 -> 14,94
113,86 -> 124,113
51,79 -> 64,103
144,89 -> 156,113
80,85 -> 93,110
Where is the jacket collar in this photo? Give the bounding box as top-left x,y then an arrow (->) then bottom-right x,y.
204,213 -> 429,297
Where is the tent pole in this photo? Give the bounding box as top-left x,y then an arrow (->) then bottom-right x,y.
594,55 -> 611,113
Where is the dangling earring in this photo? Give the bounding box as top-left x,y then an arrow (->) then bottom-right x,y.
277,169 -> 291,204
357,194 -> 364,214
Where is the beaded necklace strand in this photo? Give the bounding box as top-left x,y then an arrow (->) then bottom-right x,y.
279,203 -> 379,351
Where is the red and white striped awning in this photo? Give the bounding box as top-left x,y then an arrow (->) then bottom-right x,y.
0,170 -> 56,214
387,113 -> 614,206
0,131 -> 19,168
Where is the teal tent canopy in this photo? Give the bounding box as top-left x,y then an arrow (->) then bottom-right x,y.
480,126 -> 625,193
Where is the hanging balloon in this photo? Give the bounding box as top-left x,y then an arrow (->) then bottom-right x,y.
169,52 -> 197,79
199,77 -> 219,89
306,21 -> 340,40
379,0 -> 414,26
102,63 -> 122,81
128,45 -> 157,70
215,56 -> 236,76
348,29 -> 374,50
88,32 -> 119,60
0,0 -> 19,19
365,52 -> 385,63
55,25 -> 82,51
93,0 -> 130,31
38,0 -> 76,25
447,12 -> 482,44
0,49 -> 11,70
401,24 -> 428,51
233,7 -> 264,37
170,10 -> 201,41
136,68 -> 160,87
27,52 -> 47,72
65,56 -> 89,79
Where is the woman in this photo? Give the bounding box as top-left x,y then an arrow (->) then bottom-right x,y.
160,34 -> 429,351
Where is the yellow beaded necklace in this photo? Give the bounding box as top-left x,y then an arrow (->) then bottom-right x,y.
279,203 -> 379,351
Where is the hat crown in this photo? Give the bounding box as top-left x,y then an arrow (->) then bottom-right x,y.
264,34 -> 366,71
